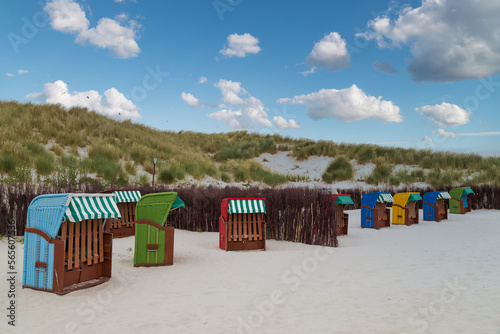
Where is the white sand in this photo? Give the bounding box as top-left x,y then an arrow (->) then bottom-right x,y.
256,151 -> 373,189
1,210 -> 500,334
256,153 -> 374,189
255,152 -> 441,190
257,151 -> 332,181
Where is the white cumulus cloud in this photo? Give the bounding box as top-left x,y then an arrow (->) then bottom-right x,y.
277,84 -> 402,123
44,0 -> 140,58
306,32 -> 350,71
215,79 -> 246,105
358,0 -> 500,82
207,79 -> 272,129
273,116 -> 300,129
26,80 -> 140,120
198,76 -> 207,84
181,92 -> 204,108
438,128 -> 457,138
76,17 -> 140,58
219,33 -> 261,58
416,102 -> 471,128
44,0 -> 89,33
208,109 -> 250,130
6,73 -> 13,77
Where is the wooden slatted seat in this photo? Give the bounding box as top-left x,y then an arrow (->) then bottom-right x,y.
219,198 -> 266,251
101,189 -> 141,238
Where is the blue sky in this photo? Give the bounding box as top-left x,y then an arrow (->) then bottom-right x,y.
1,0 -> 500,155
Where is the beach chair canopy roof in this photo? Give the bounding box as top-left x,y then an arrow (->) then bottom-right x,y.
64,194 -> 121,223
135,192 -> 182,226
27,193 -> 121,238
464,188 -> 474,195
330,194 -> 354,205
171,196 -> 185,210
112,190 -> 141,203
361,192 -> 393,209
221,198 -> 266,221
228,199 -> 266,214
438,192 -> 452,199
393,192 -> 421,207
408,193 -> 422,202
377,193 -> 394,203
423,191 -> 450,205
449,187 -> 474,199
335,195 -> 354,205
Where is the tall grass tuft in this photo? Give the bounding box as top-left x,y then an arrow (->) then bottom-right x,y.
367,157 -> 394,185
322,156 -> 354,183
158,165 -> 186,184
35,152 -> 55,175
124,161 -> 137,176
355,145 -> 376,164
0,154 -> 16,173
221,160 -> 288,185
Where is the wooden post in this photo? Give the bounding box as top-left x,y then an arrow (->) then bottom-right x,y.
152,158 -> 158,187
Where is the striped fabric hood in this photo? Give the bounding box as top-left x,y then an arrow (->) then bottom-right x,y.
64,194 -> 121,222
228,199 -> 266,214
113,190 -> 141,203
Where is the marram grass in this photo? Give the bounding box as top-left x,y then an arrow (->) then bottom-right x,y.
0,100 -> 499,187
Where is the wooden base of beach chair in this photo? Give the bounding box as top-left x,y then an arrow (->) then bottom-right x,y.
336,204 -> 349,236
23,226 -> 113,295
226,239 -> 266,251
393,202 -> 419,226
105,202 -> 137,238
361,203 -> 391,229
222,213 -> 266,251
106,224 -> 135,238
435,200 -> 448,221
451,200 -> 471,214
424,200 -> 448,222
375,204 -> 391,229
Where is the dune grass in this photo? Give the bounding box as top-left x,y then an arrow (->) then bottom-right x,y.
366,157 -> 394,185
0,100 -> 499,187
322,156 -> 354,183
290,140 -> 496,173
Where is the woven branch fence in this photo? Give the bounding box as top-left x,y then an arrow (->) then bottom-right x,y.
2,181 -> 499,247
0,182 -> 338,247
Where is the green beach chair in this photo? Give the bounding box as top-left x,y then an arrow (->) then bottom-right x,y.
134,192 -> 184,267
449,187 -> 474,214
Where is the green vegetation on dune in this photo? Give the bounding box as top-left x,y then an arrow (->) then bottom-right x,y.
322,156 -> 354,183
0,100 -> 499,187
291,141 -> 489,171
0,101 -> 287,186
366,157 -> 394,186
